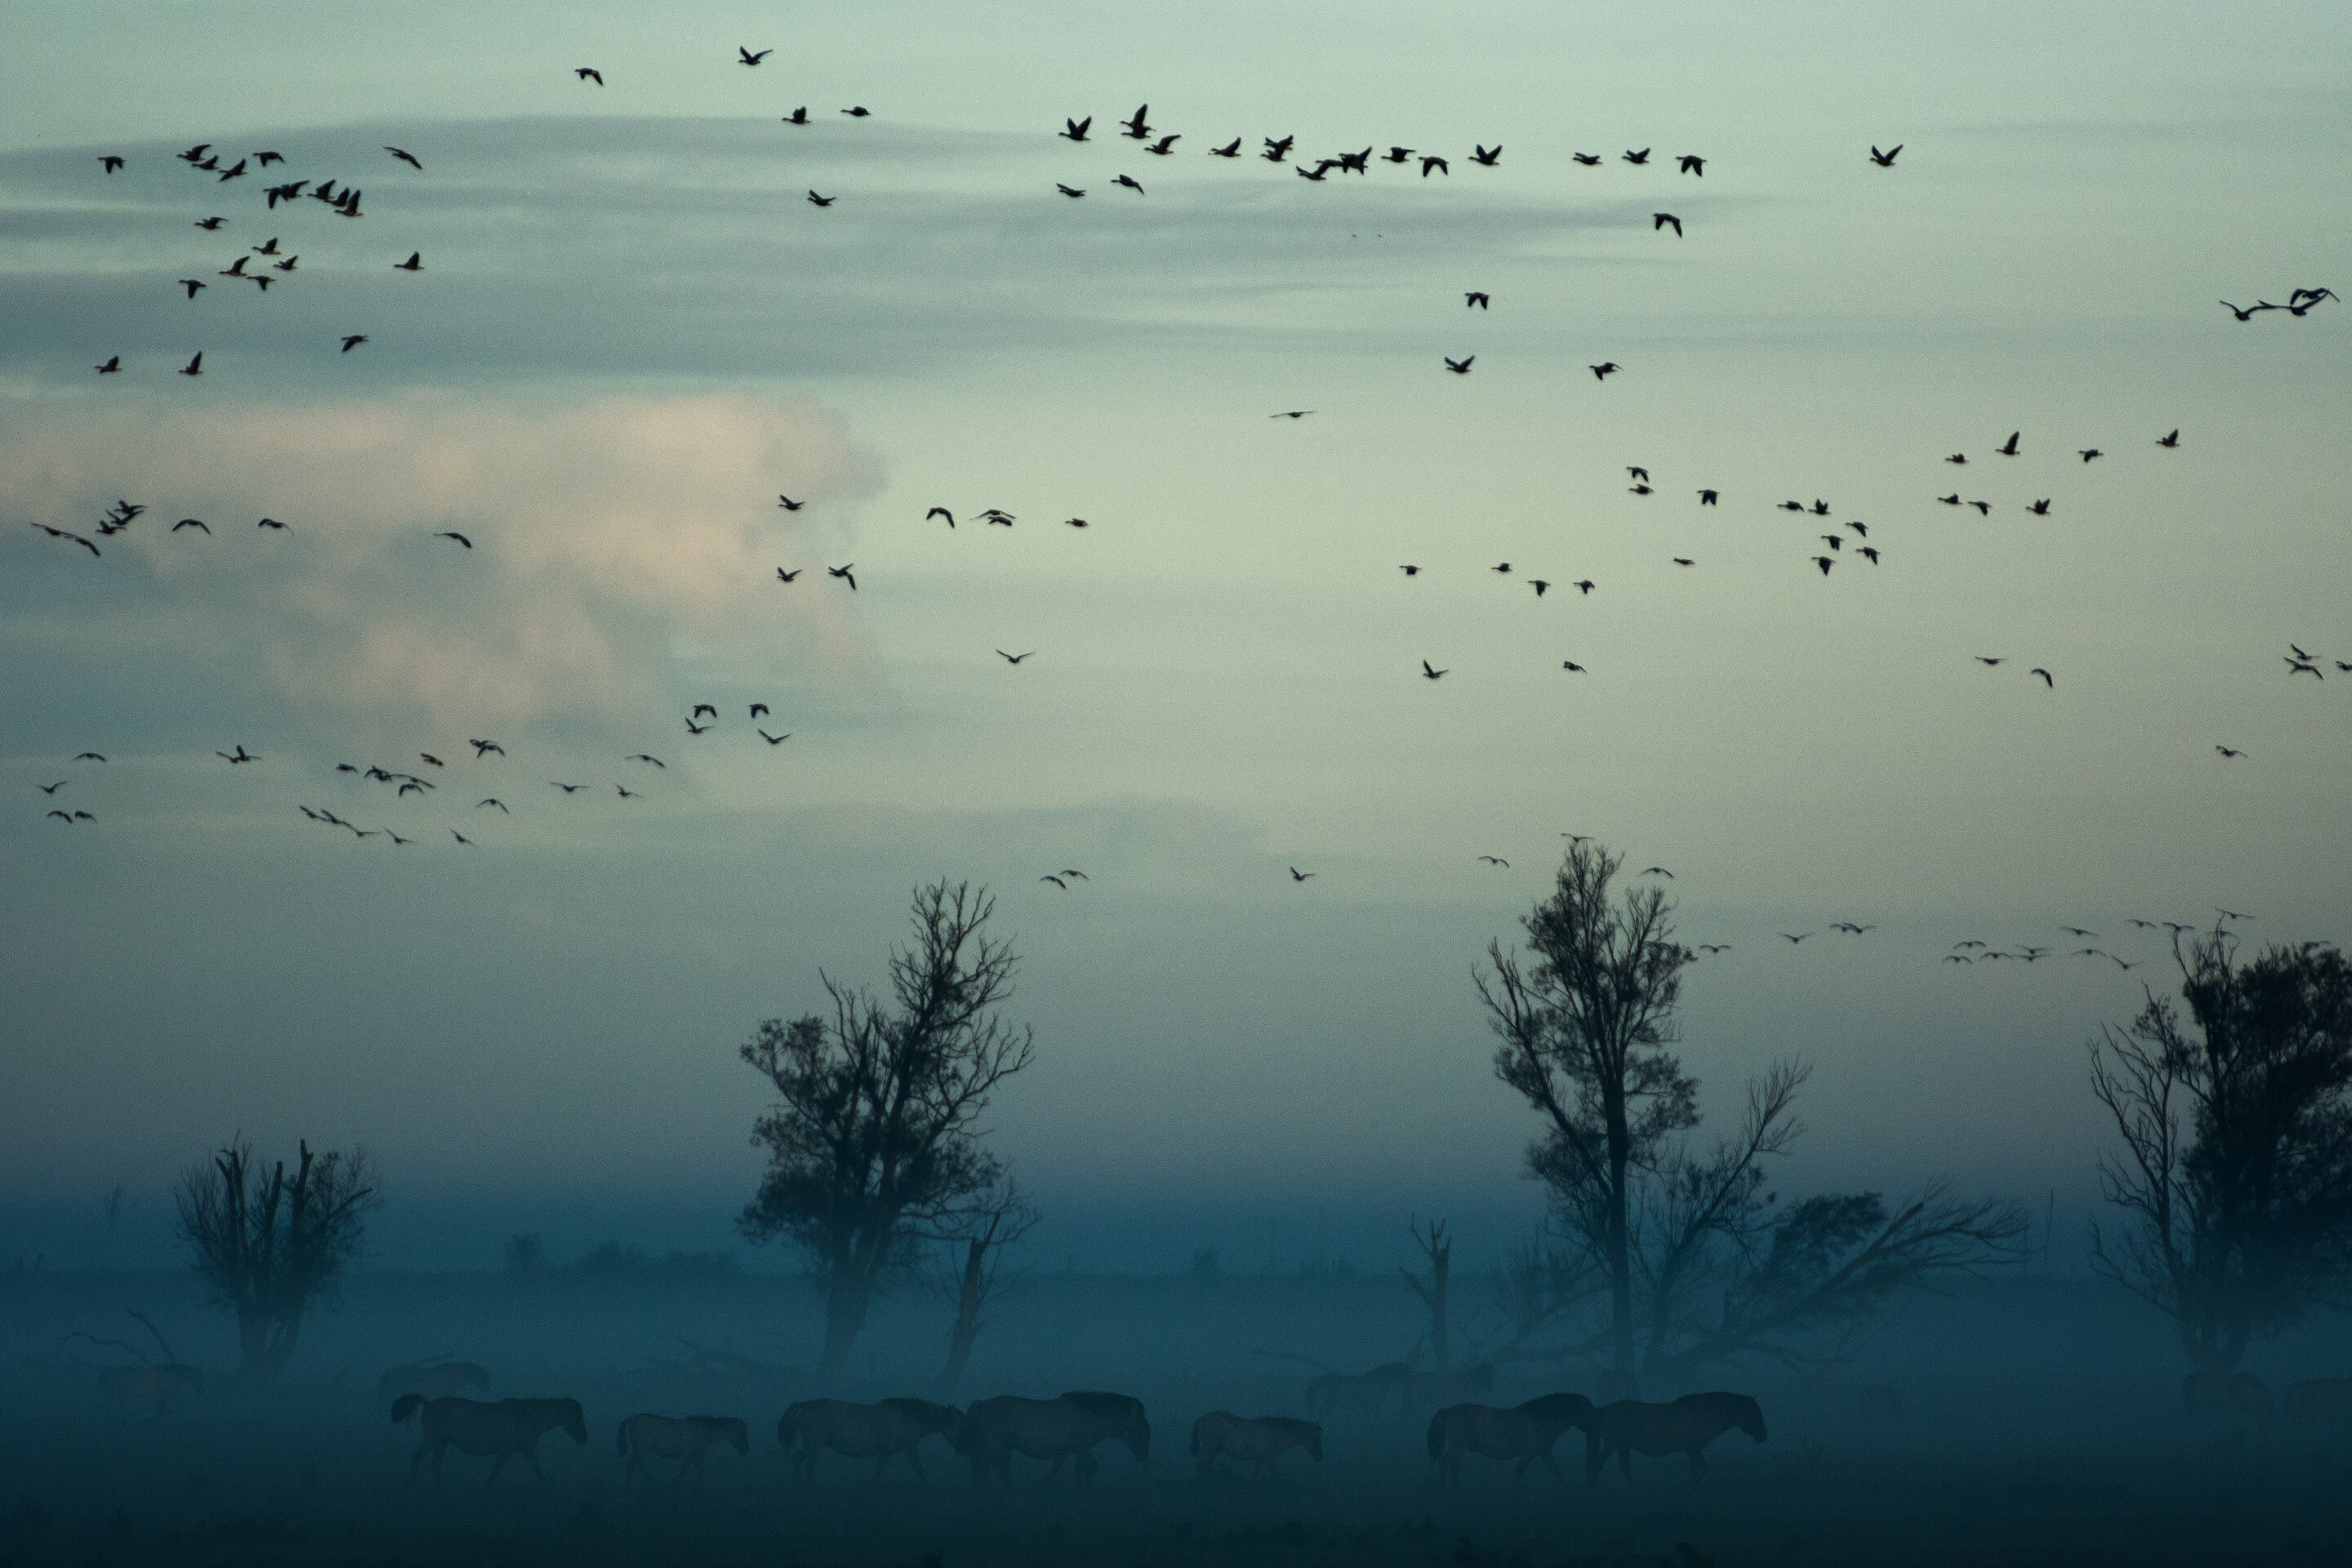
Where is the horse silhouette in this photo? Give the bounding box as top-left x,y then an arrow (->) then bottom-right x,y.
617,1413 -> 747,1484
777,1398 -> 962,1480
1427,1392 -> 1595,1482
391,1394 -> 586,1484
1585,1393 -> 1766,1484
1191,1411 -> 1322,1478
957,1392 -> 1150,1484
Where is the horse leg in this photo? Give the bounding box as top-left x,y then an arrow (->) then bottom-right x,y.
487,1450 -> 510,1486
906,1447 -> 927,1481
409,1441 -> 431,1486
1687,1447 -> 1708,1485
523,1445 -> 549,1485
1074,1450 -> 1099,1486
1540,1449 -> 1566,1485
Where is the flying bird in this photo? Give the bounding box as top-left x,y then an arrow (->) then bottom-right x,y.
807,190 -> 834,207
29,523 -> 101,557
1780,932 -> 1812,943
1210,138 -> 1242,157
1653,212 -> 1682,236
927,506 -> 956,526
626,754 -> 663,768
1289,867 -> 1315,881
782,107 -> 808,124
2029,667 -> 2055,687
996,649 -> 1036,664
216,744 -> 257,764
434,531 -> 471,548
172,518 -> 209,533
759,730 -> 791,745
1642,866 -> 1674,878
1590,362 -> 1619,380
470,738 -> 505,757
100,155 -> 124,173
1869,145 -> 1902,167
738,47 -> 772,65
1420,155 -> 1448,176
2078,448 -> 2103,462
777,495 -> 803,511
828,564 -> 857,589
2158,429 -> 2180,448
395,252 -> 422,271
1622,148 -> 1650,164
1061,116 -> 1091,141
1041,875 -> 1068,889
1561,661 -> 1585,672
1121,105 -> 1151,138
1572,153 -> 1601,166
1112,174 -> 1143,194
1698,489 -> 1717,505
180,352 -> 203,376
1477,855 -> 1510,867
384,146 -> 421,169
1465,292 -> 1490,309
750,704 -> 769,719
1057,184 -> 1085,198
577,68 -> 603,83
1471,144 -> 1501,167
180,278 -> 206,297
775,568 -> 800,582
1421,660 -> 1447,680
841,106 -> 871,117
340,335 -> 368,352
1146,134 -> 1178,154
1444,355 -> 1474,374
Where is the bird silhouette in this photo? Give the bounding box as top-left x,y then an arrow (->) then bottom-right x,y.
1477,855 -> 1510,867
1112,174 -> 1143,194
73,753 -> 105,762
1121,105 -> 1151,138
394,252 -> 422,271
759,730 -> 791,745
172,518 -> 210,533
1531,579 -> 1551,596
840,106 -> 870,117
552,782 -> 584,793
1697,489 -> 1717,505
1591,362 -> 1619,380
1869,145 -> 1902,167
470,738 -> 505,757
1146,134 -> 1178,155
2027,499 -> 2051,516
1270,411 -> 1314,420
1263,136 -> 1294,163
828,564 -> 857,589
1465,291 -> 1490,309
1057,184 -> 1085,198
1573,579 -> 1595,595
927,506 -> 956,527
2029,667 -> 2055,687
1289,866 -> 1315,881
37,782 -> 65,795
1653,212 -> 1682,237
1421,660 -> 1447,680
750,703 -> 769,719
626,753 -> 664,768
684,718 -> 710,734
1780,932 -> 1811,943
2078,448 -> 2103,462
384,146 -> 421,169
340,335 -> 368,352
216,744 -> 257,764
2157,429 -> 2180,448
1400,564 -> 1420,576
1041,875 -> 1068,889
1209,138 -> 1241,157
478,798 -> 508,813
691,703 -> 717,719
1444,355 -> 1474,374
180,352 -> 203,376
1996,430 -> 2020,456
776,568 -> 800,582
1572,153 -> 1601,166
30,523 -> 101,557
807,190 -> 834,207
1471,144 -> 1500,167
1561,661 -> 1585,672
1673,557 -> 1695,567
95,355 -> 119,373
1946,453 -> 1967,466
996,649 -> 1036,664
738,47 -> 772,65
1419,155 -> 1448,176
782,107 -> 808,124
180,279 -> 205,297
434,531 -> 471,548
1622,148 -> 1650,164
1642,866 -> 1674,878
1061,116 -> 1091,141
777,495 -> 803,510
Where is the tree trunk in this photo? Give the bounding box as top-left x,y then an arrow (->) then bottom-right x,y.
1603,1078 -> 1634,1382
820,1268 -> 872,1379
937,1238 -> 988,1397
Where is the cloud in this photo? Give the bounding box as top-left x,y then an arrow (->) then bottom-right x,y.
0,391 -> 883,732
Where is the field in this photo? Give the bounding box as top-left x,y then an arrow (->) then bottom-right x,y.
3,1269 -> 2347,1567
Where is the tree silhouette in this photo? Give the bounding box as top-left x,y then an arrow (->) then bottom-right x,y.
2090,927 -> 2352,1374
930,1175 -> 1040,1397
175,1138 -> 377,1388
1478,842 -> 2024,1387
738,880 -> 1036,1378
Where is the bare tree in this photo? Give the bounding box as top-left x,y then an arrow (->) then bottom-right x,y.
1401,1217 -> 1454,1372
2090,927 -> 2352,1374
929,1176 -> 1041,1397
1479,843 -> 2025,1388
738,880 -> 1037,1378
175,1138 -> 377,1388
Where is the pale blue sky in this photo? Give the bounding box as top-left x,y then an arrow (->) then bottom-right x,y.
2,0 -> 2346,1268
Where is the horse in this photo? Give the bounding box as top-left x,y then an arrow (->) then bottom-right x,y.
375,1357 -> 489,1412
99,1363 -> 203,1418
1584,1393 -> 1766,1484
390,1394 -> 587,1485
957,1392 -> 1150,1484
1305,1362 -> 1411,1423
1190,1412 -> 1322,1478
777,1398 -> 963,1480
1426,1392 -> 1596,1483
1407,1363 -> 1497,1414
617,1413 -> 747,1485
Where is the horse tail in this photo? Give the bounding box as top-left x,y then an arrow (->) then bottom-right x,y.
1425,1410 -> 1447,1463
390,1392 -> 423,1426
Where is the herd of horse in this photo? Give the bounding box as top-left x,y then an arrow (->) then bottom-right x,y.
367,1355 -> 1767,1489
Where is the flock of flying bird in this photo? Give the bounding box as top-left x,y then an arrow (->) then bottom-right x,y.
15,44 -> 2343,973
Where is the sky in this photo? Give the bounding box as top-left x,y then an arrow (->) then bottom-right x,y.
2,0 -> 2347,1273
